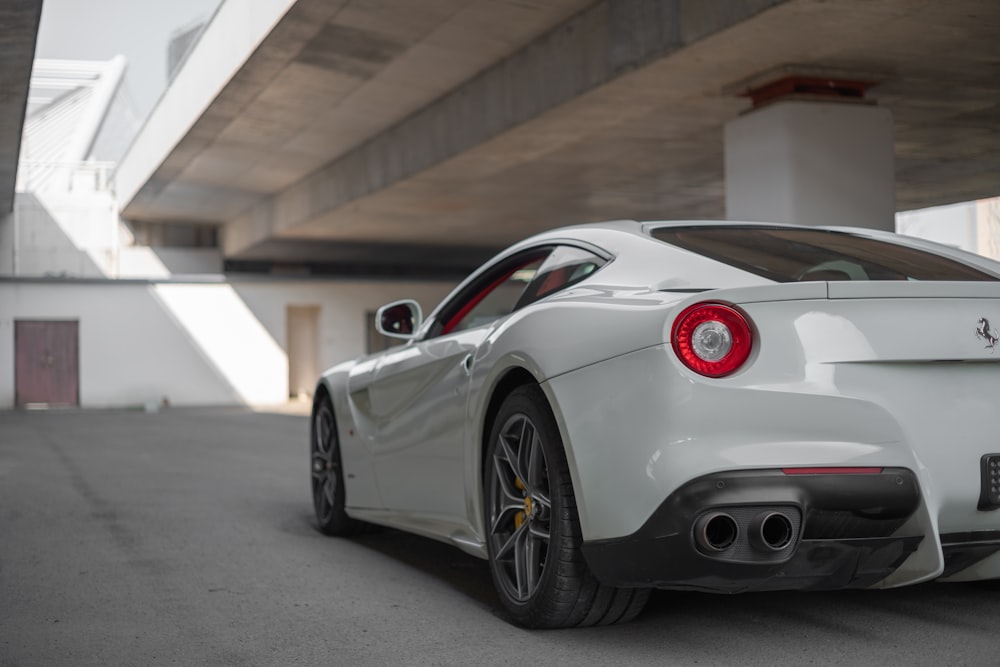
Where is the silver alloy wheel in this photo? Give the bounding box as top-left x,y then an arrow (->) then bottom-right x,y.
487,412 -> 552,602
311,403 -> 337,525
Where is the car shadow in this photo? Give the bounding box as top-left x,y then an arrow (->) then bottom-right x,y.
350,525 -> 499,609
295,510 -> 1000,640
294,510 -> 500,611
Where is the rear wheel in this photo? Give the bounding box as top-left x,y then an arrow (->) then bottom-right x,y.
311,395 -> 363,536
484,385 -> 650,628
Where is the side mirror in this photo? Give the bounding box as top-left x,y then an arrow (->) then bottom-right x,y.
376,299 -> 423,340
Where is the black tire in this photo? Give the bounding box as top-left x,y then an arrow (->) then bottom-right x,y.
311,394 -> 363,536
483,385 -> 651,628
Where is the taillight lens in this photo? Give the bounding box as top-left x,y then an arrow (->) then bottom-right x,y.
671,302 -> 753,377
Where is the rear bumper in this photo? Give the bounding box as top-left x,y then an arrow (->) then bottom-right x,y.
581,468 -> 930,591
544,340 -> 1000,585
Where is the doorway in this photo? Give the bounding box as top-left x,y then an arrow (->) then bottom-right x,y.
15,320 -> 80,408
286,305 -> 319,400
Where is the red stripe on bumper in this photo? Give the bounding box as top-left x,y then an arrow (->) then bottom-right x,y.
782,467 -> 884,475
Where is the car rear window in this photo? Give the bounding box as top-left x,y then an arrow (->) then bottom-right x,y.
650,226 -> 998,282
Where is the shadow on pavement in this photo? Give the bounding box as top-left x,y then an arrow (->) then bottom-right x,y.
351,527 -> 499,609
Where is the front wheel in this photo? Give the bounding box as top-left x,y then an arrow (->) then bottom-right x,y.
311,395 -> 363,536
484,385 -> 650,628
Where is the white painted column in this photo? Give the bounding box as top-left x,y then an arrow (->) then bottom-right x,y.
725,100 -> 895,231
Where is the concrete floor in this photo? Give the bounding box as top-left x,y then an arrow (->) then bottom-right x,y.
2,408 -> 999,666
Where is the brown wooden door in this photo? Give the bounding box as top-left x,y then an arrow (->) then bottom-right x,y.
15,320 -> 79,407
287,305 -> 319,400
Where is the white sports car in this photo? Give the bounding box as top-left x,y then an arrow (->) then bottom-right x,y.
310,220 -> 1000,628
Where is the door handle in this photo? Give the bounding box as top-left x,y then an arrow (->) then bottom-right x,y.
462,354 -> 473,374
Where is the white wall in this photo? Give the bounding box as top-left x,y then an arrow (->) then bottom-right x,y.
975,199 -> 1000,261
6,190 -> 225,281
5,191 -> 119,278
118,246 -> 222,277
3,175 -> 456,410
896,200 -> 978,251
0,281 -> 236,408
229,279 -> 452,373
0,278 -> 453,409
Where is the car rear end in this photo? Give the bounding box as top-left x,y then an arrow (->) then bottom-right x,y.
547,224 -> 1000,592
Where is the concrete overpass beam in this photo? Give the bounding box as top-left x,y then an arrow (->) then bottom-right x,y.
724,99 -> 895,231
222,0 -> 790,257
0,0 -> 44,213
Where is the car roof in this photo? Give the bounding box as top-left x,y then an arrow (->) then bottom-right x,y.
501,219 -> 1000,284
509,219 -> 826,252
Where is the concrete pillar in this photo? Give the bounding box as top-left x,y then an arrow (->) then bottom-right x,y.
724,100 -> 895,231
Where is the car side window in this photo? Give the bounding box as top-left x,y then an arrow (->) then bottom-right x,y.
427,244 -> 609,338
514,245 -> 607,309
433,251 -> 551,337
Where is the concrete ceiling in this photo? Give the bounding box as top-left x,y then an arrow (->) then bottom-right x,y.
0,0 -> 43,213
119,0 -> 1000,272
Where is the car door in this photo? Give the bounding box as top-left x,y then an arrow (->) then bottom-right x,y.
365,248 -> 551,519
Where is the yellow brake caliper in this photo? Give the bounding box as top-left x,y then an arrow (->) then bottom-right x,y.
514,478 -> 528,529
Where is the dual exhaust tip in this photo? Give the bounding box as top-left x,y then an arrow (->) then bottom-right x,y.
694,510 -> 794,553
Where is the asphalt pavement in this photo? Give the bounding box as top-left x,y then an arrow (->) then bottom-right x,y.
1,408 -> 999,666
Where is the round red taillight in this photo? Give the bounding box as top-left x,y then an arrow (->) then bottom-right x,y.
671,302 -> 753,377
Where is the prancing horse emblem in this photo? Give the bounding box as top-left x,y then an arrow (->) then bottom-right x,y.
976,317 -> 999,351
